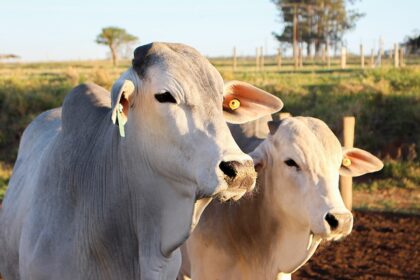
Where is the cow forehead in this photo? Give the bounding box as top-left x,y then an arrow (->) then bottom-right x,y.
135,42 -> 224,100
273,117 -> 342,169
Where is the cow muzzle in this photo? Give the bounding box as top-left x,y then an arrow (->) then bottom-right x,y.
323,211 -> 353,240
217,159 -> 256,201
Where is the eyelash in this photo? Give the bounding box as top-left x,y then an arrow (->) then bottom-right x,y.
154,91 -> 177,103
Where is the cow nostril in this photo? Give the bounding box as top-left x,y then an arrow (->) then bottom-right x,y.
219,161 -> 238,179
325,213 -> 339,231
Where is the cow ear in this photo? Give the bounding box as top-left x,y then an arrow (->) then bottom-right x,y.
111,79 -> 135,126
223,81 -> 283,124
339,147 -> 384,177
110,43 -> 153,126
250,148 -> 266,172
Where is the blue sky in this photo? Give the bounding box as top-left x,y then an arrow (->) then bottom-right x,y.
1,0 -> 419,61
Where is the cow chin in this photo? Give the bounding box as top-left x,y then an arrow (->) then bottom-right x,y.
324,230 -> 352,242
311,226 -> 352,242
282,230 -> 322,274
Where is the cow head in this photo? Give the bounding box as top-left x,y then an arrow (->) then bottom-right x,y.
109,42 -> 282,206
251,116 -> 383,272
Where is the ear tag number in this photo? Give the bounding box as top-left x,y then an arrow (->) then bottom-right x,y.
229,98 -> 240,110
117,103 -> 126,138
342,157 -> 352,167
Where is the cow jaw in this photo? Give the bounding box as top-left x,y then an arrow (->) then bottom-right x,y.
276,225 -> 322,274
291,232 -> 322,272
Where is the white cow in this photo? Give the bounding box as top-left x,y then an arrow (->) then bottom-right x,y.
181,116 -> 383,280
0,42 -> 283,280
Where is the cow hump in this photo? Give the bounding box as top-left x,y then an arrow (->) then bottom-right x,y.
61,83 -> 111,134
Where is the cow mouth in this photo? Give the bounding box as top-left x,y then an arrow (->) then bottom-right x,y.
306,231 -> 322,252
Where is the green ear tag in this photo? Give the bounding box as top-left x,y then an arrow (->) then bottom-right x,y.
116,104 -> 126,138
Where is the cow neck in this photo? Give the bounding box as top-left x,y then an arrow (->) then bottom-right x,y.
67,118 -> 194,279
198,166 -> 278,268
116,132 -> 197,279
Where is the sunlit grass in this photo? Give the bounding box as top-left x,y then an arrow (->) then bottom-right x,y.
0,163 -> 12,202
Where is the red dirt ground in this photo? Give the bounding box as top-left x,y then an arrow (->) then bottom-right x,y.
295,210 -> 420,280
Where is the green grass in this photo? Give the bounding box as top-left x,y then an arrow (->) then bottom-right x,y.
0,164 -> 12,201
354,161 -> 420,191
220,66 -> 420,161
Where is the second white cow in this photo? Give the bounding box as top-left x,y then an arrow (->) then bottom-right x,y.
181,116 -> 383,280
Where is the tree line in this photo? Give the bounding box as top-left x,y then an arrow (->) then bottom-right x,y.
271,0 -> 363,57
95,1 -> 420,66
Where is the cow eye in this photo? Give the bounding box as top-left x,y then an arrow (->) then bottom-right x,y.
154,91 -> 177,103
284,159 -> 300,170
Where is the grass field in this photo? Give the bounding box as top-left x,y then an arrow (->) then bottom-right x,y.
0,57 -> 419,212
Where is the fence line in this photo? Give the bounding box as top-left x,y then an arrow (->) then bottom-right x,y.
276,48 -> 282,69
230,43 -> 412,71
360,44 -> 364,68
394,43 -> 399,68
232,46 -> 237,71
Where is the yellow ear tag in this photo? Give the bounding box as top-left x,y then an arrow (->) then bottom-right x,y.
342,157 -> 352,167
229,98 -> 240,110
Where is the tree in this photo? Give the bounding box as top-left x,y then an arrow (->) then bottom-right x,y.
402,31 -> 420,55
0,54 -> 20,60
95,27 -> 138,66
272,0 -> 364,58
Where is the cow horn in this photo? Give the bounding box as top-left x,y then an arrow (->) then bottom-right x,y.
132,43 -> 154,76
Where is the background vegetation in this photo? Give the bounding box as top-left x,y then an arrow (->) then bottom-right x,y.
0,57 -> 419,212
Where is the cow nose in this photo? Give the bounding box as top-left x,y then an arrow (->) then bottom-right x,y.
219,161 -> 238,179
218,159 -> 256,201
325,212 -> 353,234
325,213 -> 339,230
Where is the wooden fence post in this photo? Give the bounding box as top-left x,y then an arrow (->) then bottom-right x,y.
256,47 -> 260,71
400,48 -> 404,66
389,49 -> 393,65
298,47 -> 303,68
340,116 -> 355,210
378,39 -> 384,67
260,46 -> 264,71
341,47 -> 347,69
277,48 -> 282,69
394,43 -> 399,68
279,112 -> 291,120
326,45 -> 331,68
294,44 -> 299,69
360,44 -> 364,68
370,49 -> 375,68
232,47 -> 237,71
